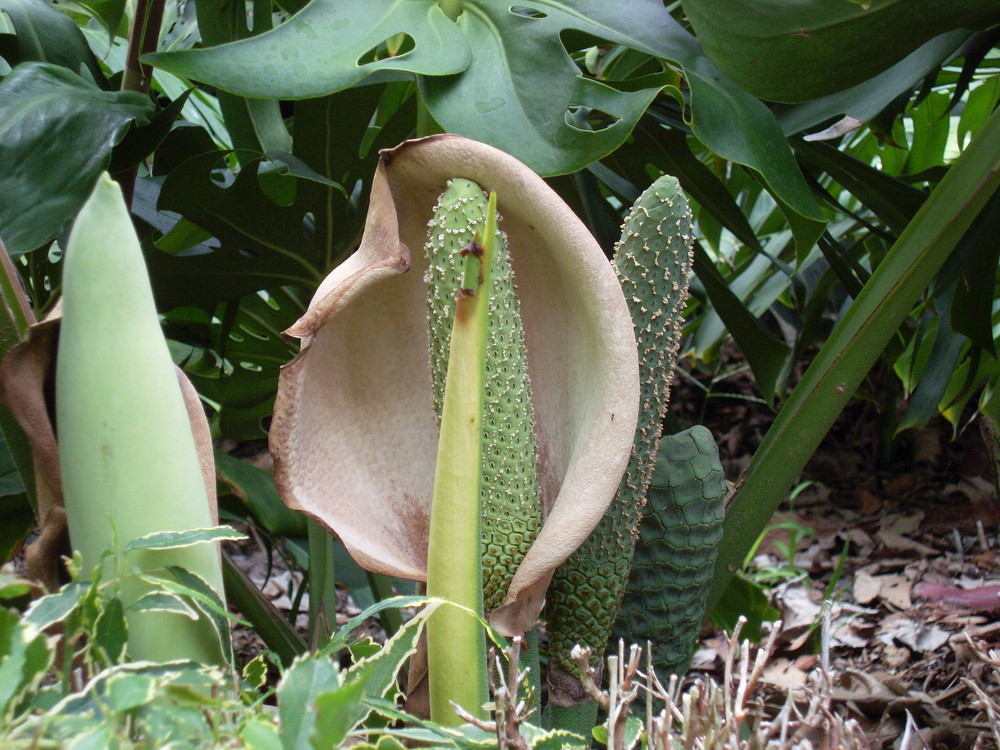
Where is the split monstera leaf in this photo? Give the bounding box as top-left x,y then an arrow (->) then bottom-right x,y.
269,134 -> 641,641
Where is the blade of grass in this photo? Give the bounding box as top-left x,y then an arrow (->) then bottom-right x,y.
222,551 -> 306,665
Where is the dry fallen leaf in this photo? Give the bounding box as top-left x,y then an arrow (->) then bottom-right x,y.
854,571 -> 913,609
876,529 -> 937,557
881,616 -> 951,653
761,657 -> 809,688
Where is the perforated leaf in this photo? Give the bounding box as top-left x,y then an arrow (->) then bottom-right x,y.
142,0 -> 825,214
145,0 -> 470,98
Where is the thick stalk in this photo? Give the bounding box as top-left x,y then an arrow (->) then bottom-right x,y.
307,519 -> 338,649
425,194 -> 499,725
118,0 -> 165,208
121,0 -> 164,95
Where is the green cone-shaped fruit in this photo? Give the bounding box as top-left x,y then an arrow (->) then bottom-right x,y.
613,426 -> 726,677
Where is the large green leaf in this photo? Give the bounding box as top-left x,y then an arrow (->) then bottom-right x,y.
0,0 -> 107,85
0,63 -> 152,257
419,0 -> 673,176
145,0 -> 470,98
775,30 -> 971,136
682,0 -> 1000,103
645,58 -> 826,226
425,0 -> 827,201
142,0 -> 828,213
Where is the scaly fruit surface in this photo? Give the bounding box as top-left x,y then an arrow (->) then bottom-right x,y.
543,176 -> 693,700
424,178 -> 541,612
612,425 -> 726,677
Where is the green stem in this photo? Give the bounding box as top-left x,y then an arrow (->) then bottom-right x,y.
367,572 -> 403,638
120,0 -> 164,95
307,519 -> 337,649
522,628 -> 542,719
425,194 -> 499,725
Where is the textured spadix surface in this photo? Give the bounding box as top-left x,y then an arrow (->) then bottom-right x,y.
270,134 -> 639,635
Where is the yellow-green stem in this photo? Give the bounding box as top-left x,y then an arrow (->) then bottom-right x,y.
425,193 -> 498,725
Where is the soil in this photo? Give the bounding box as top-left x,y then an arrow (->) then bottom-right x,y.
670,351 -> 1000,749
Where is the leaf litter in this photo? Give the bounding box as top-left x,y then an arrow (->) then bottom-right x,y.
673,357 -> 1000,749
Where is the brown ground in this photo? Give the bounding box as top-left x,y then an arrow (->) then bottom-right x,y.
672,354 -> 1000,748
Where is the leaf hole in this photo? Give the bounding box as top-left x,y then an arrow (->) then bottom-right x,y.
210,167 -> 236,188
564,103 -> 621,133
302,211 -> 316,239
256,289 -> 282,311
357,33 -> 415,66
238,322 -> 270,341
509,6 -> 547,18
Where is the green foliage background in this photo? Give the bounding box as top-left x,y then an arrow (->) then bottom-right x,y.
1,0 -> 1000,726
